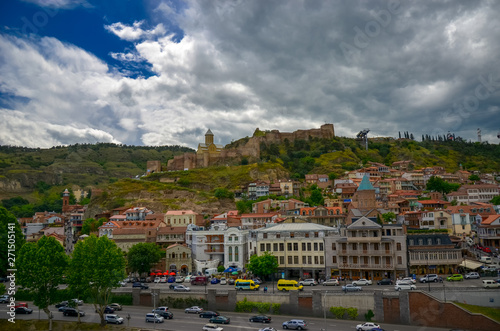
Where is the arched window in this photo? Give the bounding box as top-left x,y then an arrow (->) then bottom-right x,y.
228,247 -> 233,262
235,246 -> 239,262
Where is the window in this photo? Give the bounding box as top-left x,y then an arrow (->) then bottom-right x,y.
352,243 -> 357,250
287,243 -> 292,251
276,233 -> 280,238
314,256 -> 319,264
288,256 -> 292,264
273,243 -> 278,251
260,243 -> 265,251
302,256 -> 307,264
228,236 -> 232,242
397,243 -> 401,251
279,243 -> 284,251
294,256 -> 299,264
235,247 -> 239,261
302,243 -> 306,251
374,243 -> 379,250
305,233 -> 309,238
332,256 -> 337,263
314,243 -> 318,250
320,256 -> 324,264
307,242 -> 312,251
228,247 -> 232,262
266,243 -> 271,251
290,232 -> 295,238
308,256 -> 312,264
280,256 -> 284,264
332,243 -> 336,250
397,256 -> 402,265
263,233 -> 268,239
319,243 -> 324,251
314,232 -> 319,238
293,243 -> 298,251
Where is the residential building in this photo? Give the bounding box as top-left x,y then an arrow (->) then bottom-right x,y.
478,215 -> 500,249
240,213 -> 279,229
165,243 -> 192,275
252,199 -> 305,214
279,180 -> 301,197
407,233 -> 462,275
164,210 -> 204,227
305,174 -> 331,189
299,206 -> 345,227
446,184 -> 499,204
250,223 -> 337,280
325,217 -> 407,281
224,227 -> 250,270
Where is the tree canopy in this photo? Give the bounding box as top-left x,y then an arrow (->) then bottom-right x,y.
81,217 -> 106,235
491,195 -> 500,205
382,212 -> 396,223
127,242 -> 163,275
0,207 -> 25,276
426,176 -> 460,195
67,235 -> 126,326
16,236 -> 67,331
246,251 -> 279,278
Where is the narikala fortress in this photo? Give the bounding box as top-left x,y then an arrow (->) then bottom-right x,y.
166,124 -> 335,171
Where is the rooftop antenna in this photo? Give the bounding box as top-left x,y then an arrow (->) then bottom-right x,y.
356,129 -> 370,151
477,128 -> 481,143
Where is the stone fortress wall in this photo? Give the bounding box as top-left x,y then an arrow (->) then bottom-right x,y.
166,124 -> 334,171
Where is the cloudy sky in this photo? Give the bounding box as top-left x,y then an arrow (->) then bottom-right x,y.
1,0 -> 499,149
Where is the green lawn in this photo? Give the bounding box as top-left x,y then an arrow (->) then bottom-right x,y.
454,302 -> 500,323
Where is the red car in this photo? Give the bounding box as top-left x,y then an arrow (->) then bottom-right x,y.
483,247 -> 492,253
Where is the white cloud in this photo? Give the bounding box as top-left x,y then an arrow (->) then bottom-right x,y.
105,21 -> 166,42
21,0 -> 91,9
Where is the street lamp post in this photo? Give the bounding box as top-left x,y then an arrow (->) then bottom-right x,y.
323,290 -> 328,331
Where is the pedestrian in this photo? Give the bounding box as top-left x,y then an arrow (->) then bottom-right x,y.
264,286 -> 267,293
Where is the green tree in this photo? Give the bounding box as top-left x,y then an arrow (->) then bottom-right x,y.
217,265 -> 225,273
127,242 -> 163,275
0,207 -> 25,277
214,188 -> 234,199
81,217 -> 106,235
67,235 -> 126,327
426,176 -> 460,195
246,251 -> 278,279
490,195 -> 500,205
468,174 -> 480,182
16,236 -> 68,331
382,212 -> 396,223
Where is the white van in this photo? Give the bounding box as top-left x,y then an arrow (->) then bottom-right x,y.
482,280 -> 500,289
204,268 -> 218,277
480,256 -> 492,263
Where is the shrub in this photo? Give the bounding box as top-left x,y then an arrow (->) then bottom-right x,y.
364,309 -> 374,321
346,307 -> 358,320
330,306 -> 346,319
109,294 -> 133,306
159,296 -> 207,309
235,297 -> 280,314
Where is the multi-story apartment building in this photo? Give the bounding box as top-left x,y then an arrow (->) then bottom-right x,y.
299,206 -> 345,227
407,233 -> 462,275
325,217 -> 407,281
402,171 -> 425,189
252,199 -> 305,214
478,215 -> 500,249
250,223 -> 337,280
187,225 -> 226,270
224,227 -> 250,270
125,207 -> 153,221
164,210 -> 204,227
420,210 -> 451,232
240,213 -> 279,229
447,184 -> 499,204
279,180 -> 301,198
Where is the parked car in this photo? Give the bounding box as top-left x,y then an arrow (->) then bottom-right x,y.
249,315 -> 271,323
108,303 -> 122,311
419,274 -> 440,283
446,274 -> 464,281
209,316 -> 230,324
173,284 -> 191,292
482,279 -> 500,288
342,284 -> 362,292
132,282 -> 149,289
105,314 -> 124,324
483,247 -> 492,253
58,306 -> 70,312
299,278 -> 317,286
465,272 -> 480,279
176,276 -> 184,283
55,301 -> 69,308
258,328 -> 277,331
211,278 -> 220,284
202,323 -> 224,331
185,306 -> 204,314
394,283 -> 416,291
227,278 -> 235,285
377,279 -> 393,285
160,277 -> 167,283
220,277 -> 227,285
167,276 -> 176,283
184,275 -> 192,283
0,295 -> 10,303
71,299 -> 83,306
119,280 -> 127,287
352,279 -> 372,286
322,279 -> 340,286
200,311 -> 220,318
356,322 -> 380,331
154,277 -> 161,283
145,313 -> 164,323
15,307 -> 33,314
282,319 -> 307,330
483,266 -> 498,272
63,308 -> 85,317
397,277 -> 416,284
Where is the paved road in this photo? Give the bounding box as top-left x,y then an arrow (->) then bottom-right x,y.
1,302 -> 455,331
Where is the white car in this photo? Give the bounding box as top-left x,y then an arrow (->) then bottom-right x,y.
145,313 -> 164,323
397,277 -> 416,284
184,275 -> 192,283
202,323 -> 224,331
105,314 -> 124,324
154,277 -> 161,283
299,278 -> 318,286
464,272 -> 480,279
160,277 -> 167,283
220,277 -> 227,285
176,276 -> 184,283
356,322 -> 380,331
185,306 -> 204,314
173,284 -> 191,292
323,279 -> 339,286
395,283 -> 416,291
352,279 -> 372,286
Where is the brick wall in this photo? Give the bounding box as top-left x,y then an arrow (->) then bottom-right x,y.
383,297 -> 400,324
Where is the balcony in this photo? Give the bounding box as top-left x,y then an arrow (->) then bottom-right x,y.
347,237 -> 381,243
339,249 -> 393,256
338,263 -> 394,270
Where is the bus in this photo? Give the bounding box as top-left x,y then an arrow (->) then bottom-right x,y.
235,279 -> 260,291
277,279 -> 303,291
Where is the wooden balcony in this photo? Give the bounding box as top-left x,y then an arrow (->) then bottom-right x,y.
347,237 -> 381,243
338,263 -> 394,270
